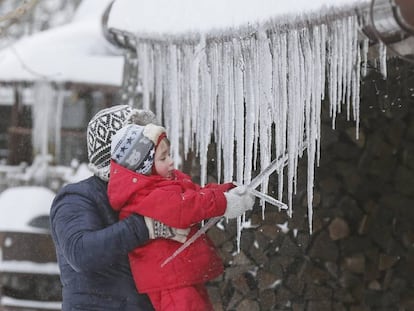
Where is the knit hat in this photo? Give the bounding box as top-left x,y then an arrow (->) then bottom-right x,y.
111,123 -> 167,175
87,105 -> 158,181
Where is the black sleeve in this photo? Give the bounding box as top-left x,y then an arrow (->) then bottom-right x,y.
50,182 -> 149,273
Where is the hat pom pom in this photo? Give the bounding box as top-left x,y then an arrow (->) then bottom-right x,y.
143,124 -> 166,144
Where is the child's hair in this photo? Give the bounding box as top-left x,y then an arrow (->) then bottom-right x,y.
157,135 -> 170,147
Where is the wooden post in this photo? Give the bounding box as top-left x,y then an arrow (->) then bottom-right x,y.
8,85 -> 32,165
8,86 -> 21,165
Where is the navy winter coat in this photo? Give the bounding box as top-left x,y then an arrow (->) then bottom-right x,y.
50,176 -> 154,310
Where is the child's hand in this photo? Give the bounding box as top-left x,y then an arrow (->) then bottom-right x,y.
144,217 -> 190,243
223,186 -> 255,219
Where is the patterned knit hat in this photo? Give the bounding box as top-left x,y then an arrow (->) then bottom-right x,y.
111,123 -> 166,175
87,105 -> 158,181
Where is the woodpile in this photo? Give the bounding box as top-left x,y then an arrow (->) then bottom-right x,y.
205,62 -> 414,310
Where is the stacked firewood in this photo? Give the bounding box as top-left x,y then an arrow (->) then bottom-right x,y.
204,76 -> 414,310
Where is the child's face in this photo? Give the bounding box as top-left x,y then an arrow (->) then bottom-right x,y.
154,138 -> 174,179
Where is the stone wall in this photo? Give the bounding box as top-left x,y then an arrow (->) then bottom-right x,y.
205,61 -> 414,310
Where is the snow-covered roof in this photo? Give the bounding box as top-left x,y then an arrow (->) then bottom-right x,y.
107,0 -> 369,36
0,0 -> 123,86
0,186 -> 55,233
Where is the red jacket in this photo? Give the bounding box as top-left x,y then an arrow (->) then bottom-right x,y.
108,161 -> 234,293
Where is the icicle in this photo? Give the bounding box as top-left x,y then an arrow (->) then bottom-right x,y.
236,215 -> 242,253
211,43 -> 220,164
178,47 -> 189,151
271,30 -> 288,202
297,28 -> 306,160
161,215 -> 221,267
236,37 -> 255,251
233,38 -> 245,185
336,20 -> 344,116
221,40 -> 235,182
137,42 -> 150,110
361,38 -> 369,77
353,38 -> 362,141
320,23 -> 327,103
300,27 -> 315,233
197,68 -> 207,183
198,42 -> 218,186
190,37 -> 207,156
286,29 -> 301,218
241,37 -> 255,184
328,21 -> 339,129
378,42 -> 387,78
221,39 -> 240,250
154,44 -> 164,124
315,24 -> 326,167
257,29 -> 272,217
215,41 -> 224,183
345,17 -> 353,121
198,42 -> 212,186
180,44 -> 191,155
252,37 -> 261,173
165,44 -> 181,166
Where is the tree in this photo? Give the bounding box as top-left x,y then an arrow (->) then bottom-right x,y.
0,0 -> 81,48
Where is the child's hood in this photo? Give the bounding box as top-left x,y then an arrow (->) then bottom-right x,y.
107,160 -> 166,211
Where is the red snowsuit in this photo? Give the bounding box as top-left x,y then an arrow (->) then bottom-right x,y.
107,161 -> 234,310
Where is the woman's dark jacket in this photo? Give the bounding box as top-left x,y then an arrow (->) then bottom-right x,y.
49,175 -> 154,310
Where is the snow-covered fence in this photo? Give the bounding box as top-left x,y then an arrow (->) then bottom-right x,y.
0,156 -> 92,193
0,162 -> 27,191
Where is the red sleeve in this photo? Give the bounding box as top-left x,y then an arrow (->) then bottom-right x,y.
174,170 -> 234,192
204,182 -> 235,192
124,183 -> 227,228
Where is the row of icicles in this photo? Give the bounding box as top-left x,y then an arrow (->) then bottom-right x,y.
131,10 -> 387,238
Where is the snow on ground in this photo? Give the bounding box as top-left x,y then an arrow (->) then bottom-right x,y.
1,297 -> 61,310
0,186 -> 55,233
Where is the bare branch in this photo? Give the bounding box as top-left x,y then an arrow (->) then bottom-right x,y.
0,0 -> 38,35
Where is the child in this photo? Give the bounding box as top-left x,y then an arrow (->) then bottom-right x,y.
107,123 -> 254,311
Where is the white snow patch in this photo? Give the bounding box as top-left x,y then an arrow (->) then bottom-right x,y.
0,260 -> 59,275
277,221 -> 290,234
1,296 -> 61,310
0,187 -> 55,233
108,0 -> 368,35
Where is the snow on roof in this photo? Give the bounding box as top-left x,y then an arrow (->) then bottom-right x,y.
107,0 -> 369,36
73,0 -> 114,22
0,187 -> 55,233
0,0 -> 123,86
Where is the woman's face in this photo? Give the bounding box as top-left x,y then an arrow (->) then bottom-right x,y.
154,138 -> 174,179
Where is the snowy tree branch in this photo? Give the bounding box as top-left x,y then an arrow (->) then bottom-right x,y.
0,0 -> 38,35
